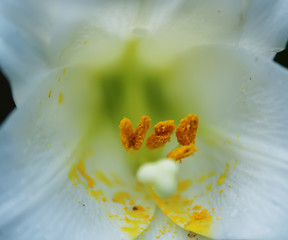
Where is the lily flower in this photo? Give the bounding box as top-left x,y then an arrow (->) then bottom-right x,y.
1,1 -> 288,239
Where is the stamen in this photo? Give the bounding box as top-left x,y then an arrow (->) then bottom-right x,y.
119,116 -> 151,151
119,117 -> 135,151
167,143 -> 198,161
146,120 -> 175,149
176,114 -> 199,146
134,116 -> 151,150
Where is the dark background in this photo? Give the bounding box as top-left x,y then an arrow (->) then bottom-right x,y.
1,43 -> 288,124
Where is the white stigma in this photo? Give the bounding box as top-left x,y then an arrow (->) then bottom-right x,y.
136,158 -> 178,198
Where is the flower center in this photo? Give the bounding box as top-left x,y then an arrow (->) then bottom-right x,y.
119,113 -> 199,197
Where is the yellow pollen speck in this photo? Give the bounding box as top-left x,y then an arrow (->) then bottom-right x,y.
198,171 -> 215,182
69,164 -> 80,186
176,114 -> 199,146
177,179 -> 192,192
76,160 -> 95,188
233,160 -> 238,168
192,209 -> 209,220
48,90 -> 52,98
183,200 -> 194,206
63,68 -> 67,74
217,163 -> 230,185
83,40 -> 88,44
58,92 -> 63,104
133,205 -> 144,211
167,143 -> 198,161
146,120 -> 175,149
90,189 -> 104,200
40,101 -> 42,105
119,116 -> 151,151
58,78 -> 61,82
193,205 -> 202,210
112,192 -> 131,205
219,189 -> 224,194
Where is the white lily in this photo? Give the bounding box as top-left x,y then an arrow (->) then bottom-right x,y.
1,1 -> 288,240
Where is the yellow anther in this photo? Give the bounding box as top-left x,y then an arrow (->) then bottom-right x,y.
134,116 -> 151,150
176,114 -> 199,146
119,117 -> 134,150
119,116 -> 151,151
146,120 -> 175,149
167,143 -> 198,161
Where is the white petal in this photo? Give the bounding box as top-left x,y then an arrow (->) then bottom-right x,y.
0,0 -> 60,105
153,45 -> 288,239
0,65 -> 156,239
2,0 -> 286,104
0,68 -> 87,230
240,0 -> 288,58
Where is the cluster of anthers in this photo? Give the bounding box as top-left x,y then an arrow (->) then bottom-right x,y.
119,114 -> 199,162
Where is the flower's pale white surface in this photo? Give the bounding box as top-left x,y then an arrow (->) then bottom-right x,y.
0,1 -> 288,240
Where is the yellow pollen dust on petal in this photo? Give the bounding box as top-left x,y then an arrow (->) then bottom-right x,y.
176,114 -> 199,146
68,164 -> 80,186
76,160 -> 95,188
167,143 -> 198,161
112,192 -> 131,205
58,92 -> 64,104
110,203 -> 154,239
177,179 -> 193,192
146,120 -> 175,149
192,208 -> 209,220
68,158 -> 96,189
217,163 -> 230,185
48,90 -> 52,98
119,116 -> 151,151
193,205 -> 202,211
152,193 -> 213,237
90,189 -> 104,200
